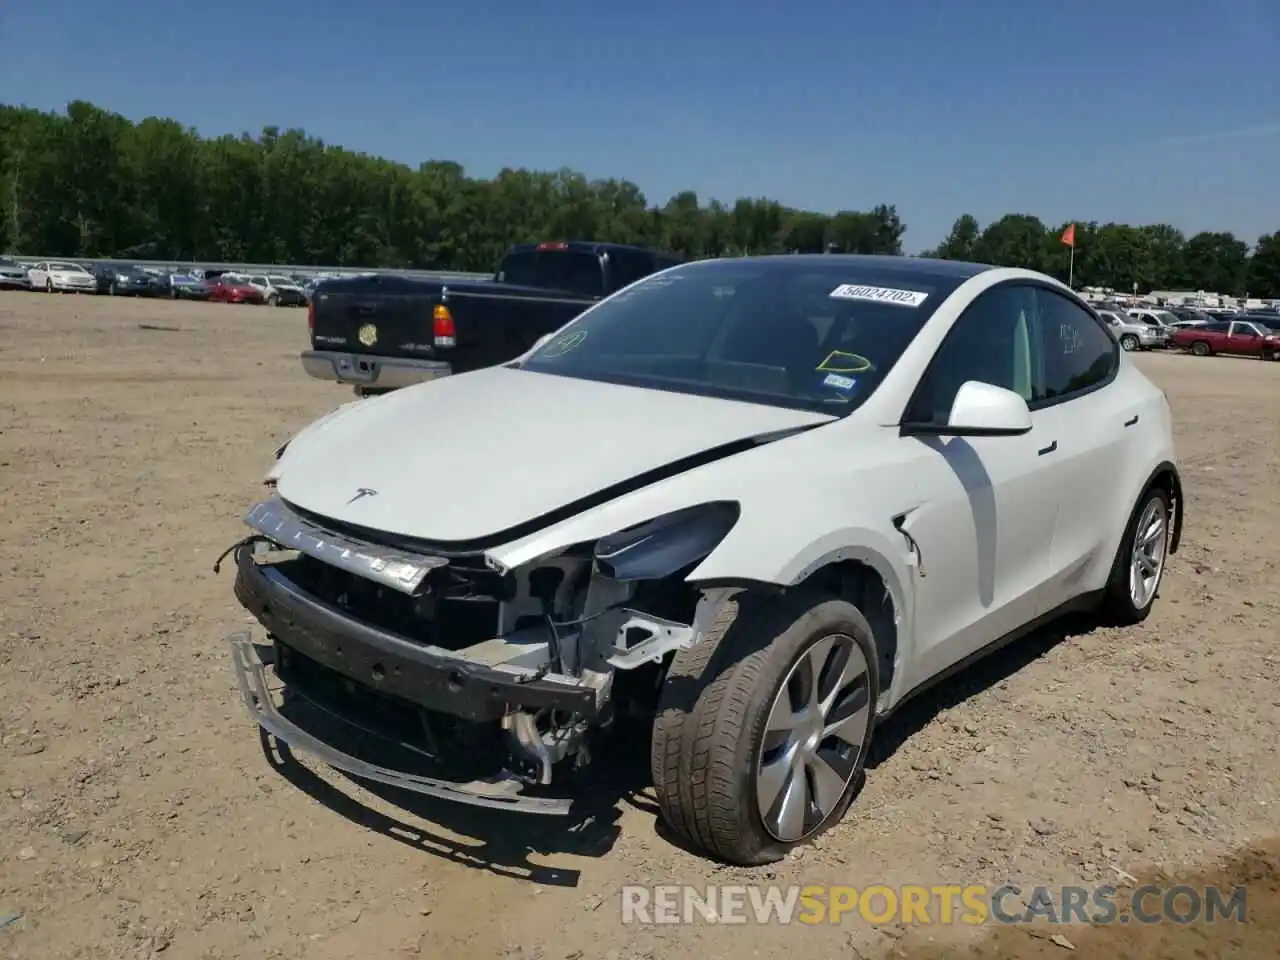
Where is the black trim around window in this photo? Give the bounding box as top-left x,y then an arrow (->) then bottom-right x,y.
898,278 -> 1121,431
1026,282 -> 1121,411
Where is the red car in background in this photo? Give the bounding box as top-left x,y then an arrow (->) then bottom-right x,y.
207,275 -> 266,305
1170,318 -> 1280,360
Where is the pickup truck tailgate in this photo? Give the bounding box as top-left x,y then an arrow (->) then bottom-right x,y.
311,276 -> 444,358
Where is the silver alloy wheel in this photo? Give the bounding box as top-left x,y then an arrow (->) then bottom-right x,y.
1120,335 -> 1138,351
1129,496 -> 1169,609
756,633 -> 871,842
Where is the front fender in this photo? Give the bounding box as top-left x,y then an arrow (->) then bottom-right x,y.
689,521 -> 915,696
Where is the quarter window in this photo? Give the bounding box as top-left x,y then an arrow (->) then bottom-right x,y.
1035,289 -> 1117,400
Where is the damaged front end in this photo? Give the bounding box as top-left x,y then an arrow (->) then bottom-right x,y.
222,495 -> 740,814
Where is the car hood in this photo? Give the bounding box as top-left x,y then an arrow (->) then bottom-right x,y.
274,366 -> 834,544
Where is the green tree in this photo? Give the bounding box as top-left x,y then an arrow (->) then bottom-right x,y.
1,99 -> 1271,299
1245,233 -> 1280,300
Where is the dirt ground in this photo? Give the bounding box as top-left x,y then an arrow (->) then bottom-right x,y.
0,292 -> 1277,960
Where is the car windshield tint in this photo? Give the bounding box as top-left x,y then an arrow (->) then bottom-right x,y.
517,259 -> 958,415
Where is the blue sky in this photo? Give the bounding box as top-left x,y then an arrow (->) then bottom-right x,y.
2,0 -> 1276,252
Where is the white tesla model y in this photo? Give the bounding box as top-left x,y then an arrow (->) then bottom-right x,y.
223,254 -> 1182,865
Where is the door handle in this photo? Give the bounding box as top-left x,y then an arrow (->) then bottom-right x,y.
1037,440 -> 1058,456
1124,415 -> 1139,427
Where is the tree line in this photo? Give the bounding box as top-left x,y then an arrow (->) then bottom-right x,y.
1,100 -> 1277,298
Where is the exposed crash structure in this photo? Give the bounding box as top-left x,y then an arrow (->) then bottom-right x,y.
227,494 -> 743,815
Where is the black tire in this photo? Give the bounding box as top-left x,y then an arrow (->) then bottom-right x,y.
650,592 -> 879,865
1099,486 -> 1172,626
1190,340 -> 1211,356
1119,334 -> 1138,352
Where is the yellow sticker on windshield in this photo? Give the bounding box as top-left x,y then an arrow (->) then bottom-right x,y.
816,350 -> 871,374
540,329 -> 587,358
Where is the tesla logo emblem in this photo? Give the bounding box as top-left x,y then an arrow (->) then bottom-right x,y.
346,487 -> 377,504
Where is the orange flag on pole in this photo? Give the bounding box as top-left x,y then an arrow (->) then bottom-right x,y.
1060,224 -> 1076,247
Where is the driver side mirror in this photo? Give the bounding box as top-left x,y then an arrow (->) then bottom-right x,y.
902,381 -> 1033,437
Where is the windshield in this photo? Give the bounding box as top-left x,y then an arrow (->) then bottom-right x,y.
50,262 -> 82,272
497,249 -> 605,297
268,275 -> 293,285
517,258 -> 957,415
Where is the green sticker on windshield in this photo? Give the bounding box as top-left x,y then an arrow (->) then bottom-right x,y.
816,350 -> 871,374
540,329 -> 587,358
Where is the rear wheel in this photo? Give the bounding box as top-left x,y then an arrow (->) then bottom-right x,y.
1100,486 -> 1171,626
1190,340 -> 1211,356
651,593 -> 878,865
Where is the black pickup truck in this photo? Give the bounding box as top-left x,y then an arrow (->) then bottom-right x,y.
301,241 -> 681,395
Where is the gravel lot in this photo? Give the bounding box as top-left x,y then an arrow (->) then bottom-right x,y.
1,292 -> 1277,960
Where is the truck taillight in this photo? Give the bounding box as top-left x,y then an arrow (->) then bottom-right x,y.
433,304 -> 456,347
536,241 -> 569,251
307,298 -> 315,335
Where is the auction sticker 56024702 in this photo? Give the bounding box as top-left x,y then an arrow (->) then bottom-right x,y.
829,284 -> 928,307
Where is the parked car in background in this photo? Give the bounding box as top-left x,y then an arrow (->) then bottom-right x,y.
1127,308 -> 1179,333
1096,309 -> 1168,351
1167,307 -> 1211,327
93,263 -> 166,296
244,274 -> 308,306
1171,319 -> 1280,359
1168,307 -> 1210,324
168,273 -> 214,300
0,256 -> 30,289
28,261 -> 97,293
207,275 -> 266,304
304,240 -> 681,395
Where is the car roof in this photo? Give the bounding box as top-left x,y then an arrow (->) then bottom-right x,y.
722,253 -> 995,281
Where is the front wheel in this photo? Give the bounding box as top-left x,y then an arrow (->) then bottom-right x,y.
651,593 -> 878,865
1100,486 -> 1171,626
267,293 -> 279,307
1119,334 -> 1139,351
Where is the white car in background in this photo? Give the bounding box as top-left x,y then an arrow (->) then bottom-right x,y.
242,273 -> 309,307
1096,309 -> 1168,351
27,261 -> 97,293
224,255 -> 1184,865
1127,308 -> 1179,335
